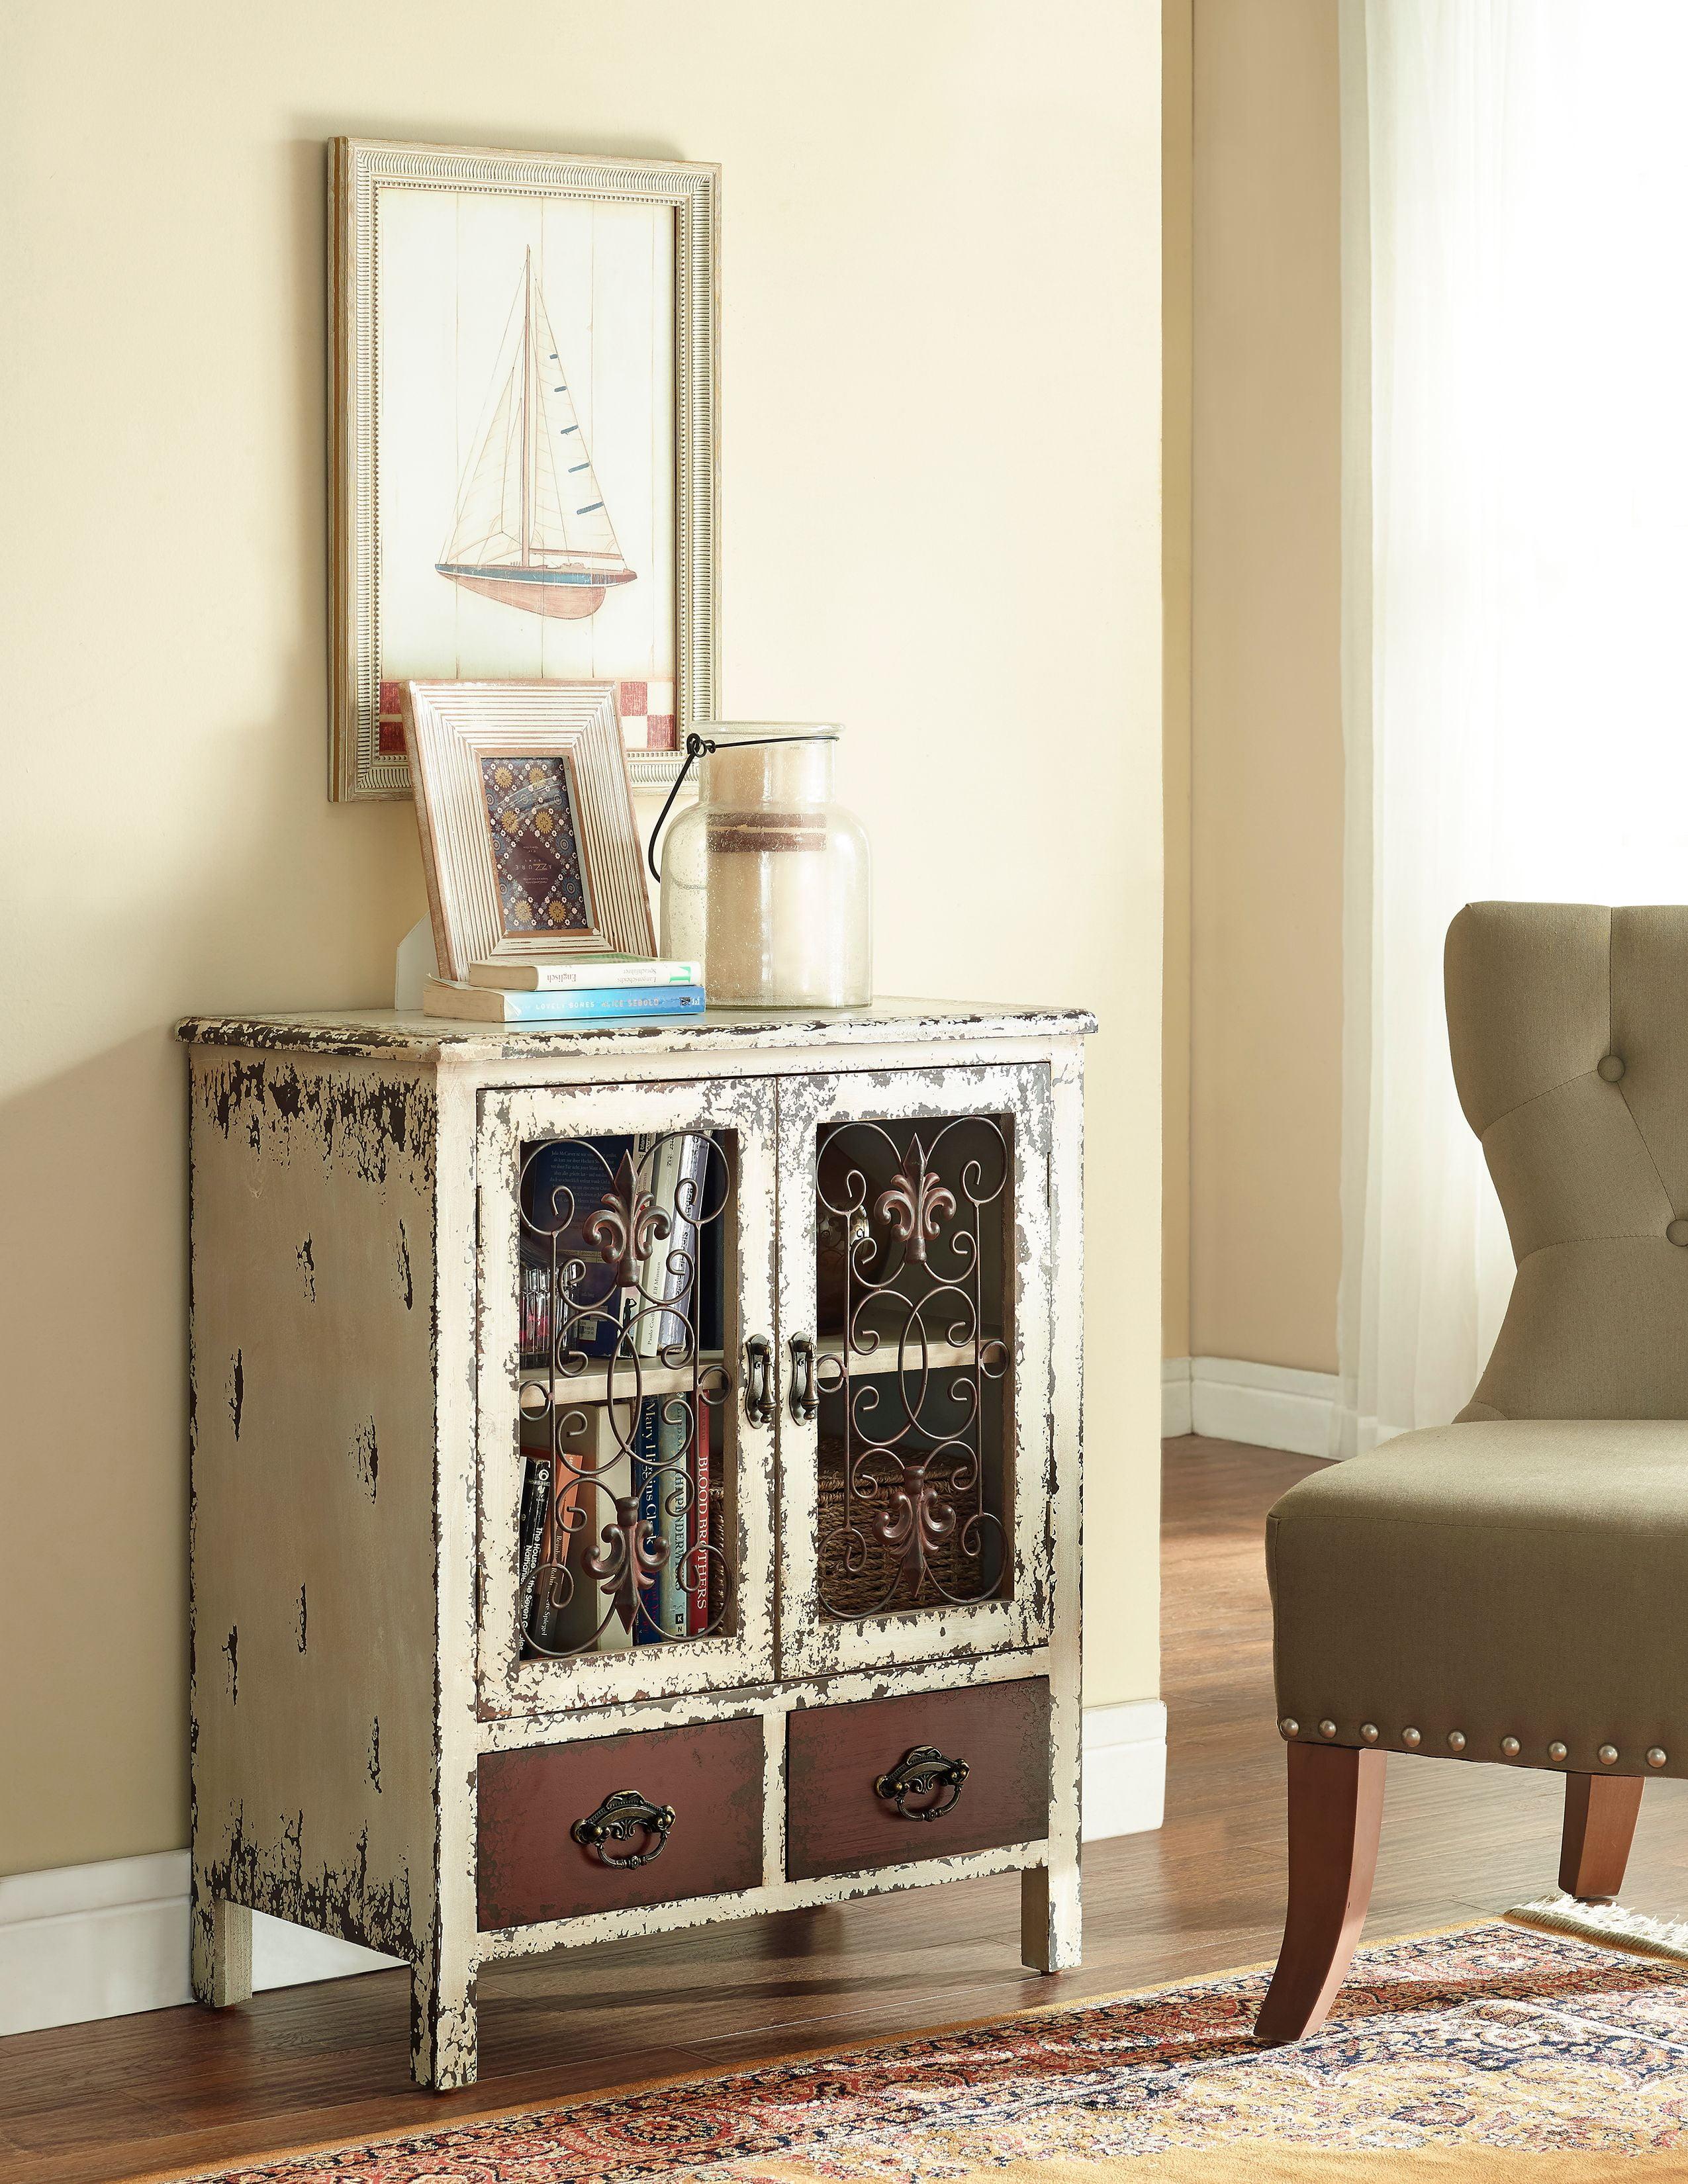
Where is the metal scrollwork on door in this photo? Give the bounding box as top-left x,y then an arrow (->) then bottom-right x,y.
813,1116 -> 1012,1619
515,1130 -> 734,1657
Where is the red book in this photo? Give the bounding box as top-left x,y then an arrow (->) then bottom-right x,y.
689,1402 -> 711,1634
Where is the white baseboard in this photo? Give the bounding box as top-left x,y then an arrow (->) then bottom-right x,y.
0,1851 -> 400,2040
1163,1355 -> 1342,1459
1160,1357 -> 1193,1438
1080,1698 -> 1168,1841
3,1706 -> 1165,2037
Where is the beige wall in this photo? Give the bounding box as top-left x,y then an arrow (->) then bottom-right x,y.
1173,0 -> 1344,1373
0,0 -> 1163,1878
1162,0 -> 1194,1364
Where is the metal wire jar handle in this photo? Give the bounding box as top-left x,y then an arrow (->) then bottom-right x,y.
646,730 -> 833,883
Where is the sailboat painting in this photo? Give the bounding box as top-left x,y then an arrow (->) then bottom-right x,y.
351,171 -> 697,790
332,141 -> 719,802
434,250 -> 637,621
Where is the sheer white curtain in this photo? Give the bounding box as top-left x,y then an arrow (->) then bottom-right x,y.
1340,1 -> 1688,1452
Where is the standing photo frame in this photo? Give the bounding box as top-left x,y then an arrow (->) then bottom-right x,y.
330,138 -> 720,801
403,680 -> 655,982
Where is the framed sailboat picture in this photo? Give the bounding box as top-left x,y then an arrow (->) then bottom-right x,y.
329,138 -> 720,802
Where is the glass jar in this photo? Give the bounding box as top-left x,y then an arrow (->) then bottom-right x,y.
659,726 -> 872,1007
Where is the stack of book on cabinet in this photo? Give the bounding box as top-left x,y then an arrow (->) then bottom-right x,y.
425,954 -> 705,1023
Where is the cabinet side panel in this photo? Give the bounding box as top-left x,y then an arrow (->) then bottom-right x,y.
189,1051 -> 438,1966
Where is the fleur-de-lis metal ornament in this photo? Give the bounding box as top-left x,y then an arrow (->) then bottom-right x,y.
585,1148 -> 670,1289
872,1455 -> 959,1585
586,1491 -> 671,1636
873,1136 -> 957,1267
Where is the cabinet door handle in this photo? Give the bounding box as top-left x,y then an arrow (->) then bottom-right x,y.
874,1745 -> 970,1821
571,1788 -> 676,1868
743,1334 -> 774,1427
788,1334 -> 818,1423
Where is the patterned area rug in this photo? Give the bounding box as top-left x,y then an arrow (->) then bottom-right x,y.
177,1925 -> 1688,2184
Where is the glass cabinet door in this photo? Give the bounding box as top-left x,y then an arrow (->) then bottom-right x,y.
477,1077 -> 776,1714
775,1065 -> 1054,1677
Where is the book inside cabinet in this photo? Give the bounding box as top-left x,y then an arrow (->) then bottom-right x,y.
479,1075 -> 778,1713
516,1124 -> 738,1657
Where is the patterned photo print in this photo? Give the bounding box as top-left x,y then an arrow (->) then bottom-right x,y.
479,754 -> 593,934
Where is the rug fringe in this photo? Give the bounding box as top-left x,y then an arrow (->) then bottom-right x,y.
1505,1889 -> 1688,1965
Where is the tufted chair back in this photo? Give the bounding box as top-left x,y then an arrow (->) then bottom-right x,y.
1448,901 -> 1688,1422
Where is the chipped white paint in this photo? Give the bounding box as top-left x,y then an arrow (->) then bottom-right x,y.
176,999 -> 1098,1064
187,1054 -> 440,2033
475,1644 -> 1058,1752
424,1056 -> 483,2087
1029,1041 -> 1086,1969
180,1003 -> 1092,2090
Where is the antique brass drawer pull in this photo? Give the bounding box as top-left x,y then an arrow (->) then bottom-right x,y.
874,1744 -> 970,1821
571,1788 -> 676,1868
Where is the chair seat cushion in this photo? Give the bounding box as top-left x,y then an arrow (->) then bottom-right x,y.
1267,1420 -> 1688,1778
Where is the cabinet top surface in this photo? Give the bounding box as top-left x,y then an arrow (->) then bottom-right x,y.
176,997 -> 1098,1061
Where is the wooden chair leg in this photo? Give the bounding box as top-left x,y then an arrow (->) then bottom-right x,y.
1254,1741 -> 1386,2044
1559,1772 -> 1644,1903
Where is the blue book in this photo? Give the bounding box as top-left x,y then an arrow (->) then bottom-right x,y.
520,1134 -> 634,1361
426,978 -> 706,1023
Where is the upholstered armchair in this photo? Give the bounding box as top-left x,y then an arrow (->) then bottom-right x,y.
1256,901 -> 1688,2042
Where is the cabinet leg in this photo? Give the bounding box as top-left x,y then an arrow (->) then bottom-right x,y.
191,1890 -> 254,2009
1021,1859 -> 1081,1972
411,1952 -> 478,2091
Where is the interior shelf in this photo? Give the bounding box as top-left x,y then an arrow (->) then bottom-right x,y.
522,1322 -> 1002,1407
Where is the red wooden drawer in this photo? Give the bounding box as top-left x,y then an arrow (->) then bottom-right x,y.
785,1679 -> 1051,1882
477,1715 -> 763,1929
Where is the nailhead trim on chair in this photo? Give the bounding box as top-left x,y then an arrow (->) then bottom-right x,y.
1272,1723 -> 1674,1768
1280,1724 -> 1674,1767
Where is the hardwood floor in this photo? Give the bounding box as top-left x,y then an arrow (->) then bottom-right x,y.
7,1435 -> 1688,2183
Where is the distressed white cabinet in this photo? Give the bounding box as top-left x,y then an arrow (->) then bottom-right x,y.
180,1000 -> 1092,2090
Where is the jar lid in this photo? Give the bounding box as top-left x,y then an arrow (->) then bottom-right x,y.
697,721 -> 841,745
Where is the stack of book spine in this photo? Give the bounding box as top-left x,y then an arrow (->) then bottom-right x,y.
425,954 -> 706,1024
633,1128 -> 709,1642
517,1126 -> 722,1657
